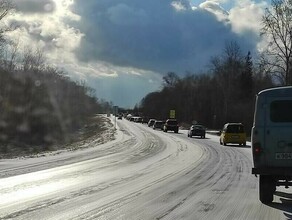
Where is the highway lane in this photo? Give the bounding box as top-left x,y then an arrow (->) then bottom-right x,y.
1,118 -> 292,219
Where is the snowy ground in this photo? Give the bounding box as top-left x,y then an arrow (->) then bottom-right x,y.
0,115 -> 118,178
0,117 -> 292,219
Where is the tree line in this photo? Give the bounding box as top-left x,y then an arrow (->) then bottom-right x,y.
0,2 -> 112,156
0,56 -> 112,156
137,43 -> 273,133
137,0 -> 292,134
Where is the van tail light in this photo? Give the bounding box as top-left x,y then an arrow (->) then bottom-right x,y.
253,143 -> 262,156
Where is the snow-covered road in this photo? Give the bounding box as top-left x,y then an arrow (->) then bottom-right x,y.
1,118 -> 292,219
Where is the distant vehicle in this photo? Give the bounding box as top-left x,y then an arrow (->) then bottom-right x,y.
133,117 -> 143,123
117,115 -> 122,120
148,119 -> 155,127
142,117 -> 149,124
163,119 -> 179,133
188,124 -> 206,138
219,123 -> 246,146
153,120 -> 164,130
251,86 -> 292,204
137,117 -> 143,123
126,114 -> 133,120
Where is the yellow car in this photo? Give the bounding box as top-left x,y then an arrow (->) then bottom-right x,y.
220,123 -> 246,146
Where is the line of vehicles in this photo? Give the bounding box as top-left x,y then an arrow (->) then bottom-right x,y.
141,117 -> 205,136
119,86 -> 292,204
144,117 -> 247,144
123,116 -> 181,134
124,114 -> 247,142
145,118 -> 180,133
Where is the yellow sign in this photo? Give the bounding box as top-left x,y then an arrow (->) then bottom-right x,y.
170,110 -> 176,119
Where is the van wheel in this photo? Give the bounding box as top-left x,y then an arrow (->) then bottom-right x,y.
259,175 -> 275,204
223,142 -> 227,146
243,142 -> 246,146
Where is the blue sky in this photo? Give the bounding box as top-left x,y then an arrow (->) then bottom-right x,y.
8,0 -> 269,108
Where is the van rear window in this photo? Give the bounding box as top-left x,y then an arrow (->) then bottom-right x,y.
270,100 -> 292,122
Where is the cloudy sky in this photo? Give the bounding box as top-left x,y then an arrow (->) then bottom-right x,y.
6,0 -> 269,108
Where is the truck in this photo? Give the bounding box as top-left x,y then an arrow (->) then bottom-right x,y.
251,86 -> 292,203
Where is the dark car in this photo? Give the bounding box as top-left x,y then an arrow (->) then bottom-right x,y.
153,120 -> 164,130
188,124 -> 206,138
142,117 -> 149,124
163,119 -> 179,133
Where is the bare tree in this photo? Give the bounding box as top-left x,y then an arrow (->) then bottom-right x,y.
212,41 -> 244,121
1,38 -> 20,71
0,0 -> 12,20
0,0 -> 14,63
0,0 -> 14,42
162,72 -> 180,88
224,40 -> 242,63
22,47 -> 46,72
262,0 -> 292,85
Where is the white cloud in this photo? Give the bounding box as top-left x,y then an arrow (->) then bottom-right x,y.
199,0 -> 229,21
229,0 -> 267,35
171,0 -> 192,11
6,0 -> 83,73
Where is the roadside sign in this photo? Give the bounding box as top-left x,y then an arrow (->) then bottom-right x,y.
170,110 -> 175,119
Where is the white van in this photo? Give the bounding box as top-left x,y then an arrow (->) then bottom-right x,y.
252,86 -> 292,203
